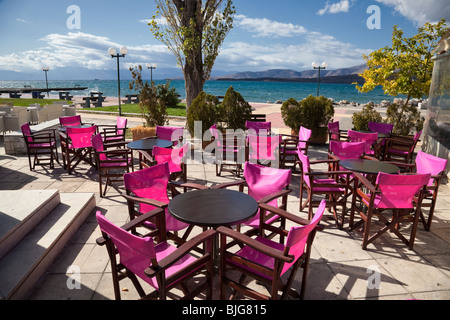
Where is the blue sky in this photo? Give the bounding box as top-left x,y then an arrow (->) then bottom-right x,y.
0,0 -> 449,80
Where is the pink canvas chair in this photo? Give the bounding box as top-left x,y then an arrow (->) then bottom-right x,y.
350,172 -> 431,250
298,149 -> 351,229
61,125 -> 97,174
281,126 -> 312,170
210,125 -> 245,177
156,126 -> 184,146
217,199 -> 325,300
245,120 -> 272,135
393,151 -> 448,231
98,116 -> 128,144
21,123 -> 59,171
247,134 -> 282,167
152,143 -> 189,182
328,140 -> 367,170
368,121 -> 393,134
59,115 -> 82,127
214,161 -> 292,238
383,131 -> 422,163
91,133 -> 133,197
328,121 -> 347,142
96,210 -> 215,300
123,162 -> 206,244
348,130 -> 379,157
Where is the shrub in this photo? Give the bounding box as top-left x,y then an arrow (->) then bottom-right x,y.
300,95 -> 334,129
187,92 -> 220,138
157,80 -> 180,107
281,98 -> 302,133
386,103 -> 424,136
129,65 -> 168,127
220,86 -> 252,130
352,104 -> 383,131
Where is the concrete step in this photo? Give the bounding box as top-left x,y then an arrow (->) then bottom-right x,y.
0,192 -> 96,300
0,190 -> 61,260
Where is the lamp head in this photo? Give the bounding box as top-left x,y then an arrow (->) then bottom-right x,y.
322,62 -> 328,68
312,62 -> 318,68
120,47 -> 128,55
108,48 -> 117,56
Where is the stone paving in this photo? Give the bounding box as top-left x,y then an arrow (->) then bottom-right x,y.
0,111 -> 449,301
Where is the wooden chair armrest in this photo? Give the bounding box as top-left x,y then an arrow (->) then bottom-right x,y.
258,189 -> 292,204
259,203 -> 313,227
211,180 -> 247,189
144,229 -> 217,277
353,172 -> 378,194
217,226 -> 293,263
121,193 -> 168,208
96,208 -> 164,246
169,181 -> 208,190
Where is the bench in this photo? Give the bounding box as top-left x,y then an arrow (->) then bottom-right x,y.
59,92 -> 73,101
123,94 -> 139,104
9,92 -> 22,99
32,91 -> 45,99
82,96 -> 104,108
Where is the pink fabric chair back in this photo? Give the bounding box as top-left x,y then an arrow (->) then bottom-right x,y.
244,162 -> 291,208
153,143 -> 189,174
96,211 -> 156,283
209,124 -> 222,148
348,130 -> 378,154
247,135 -> 282,162
410,131 -> 422,152
60,116 -> 82,127
297,150 -> 312,188
123,163 -> 188,232
330,141 -> 366,160
282,199 -> 325,275
245,121 -> 272,135
416,151 -> 448,186
368,122 -> 393,134
116,117 -> 127,136
67,126 -> 96,148
21,123 -> 33,143
375,172 -> 431,209
298,126 -> 312,150
328,121 -> 340,140
156,126 -> 184,146
91,133 -> 107,161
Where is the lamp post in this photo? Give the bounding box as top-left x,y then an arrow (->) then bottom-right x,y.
108,47 -> 128,116
42,67 -> 50,97
312,62 -> 327,97
146,63 -> 157,83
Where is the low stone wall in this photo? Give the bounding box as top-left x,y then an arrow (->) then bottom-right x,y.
4,119 -> 60,155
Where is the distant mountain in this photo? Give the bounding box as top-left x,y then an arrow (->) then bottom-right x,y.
215,64 -> 367,80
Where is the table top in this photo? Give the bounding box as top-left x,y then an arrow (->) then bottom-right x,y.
127,138 -> 173,151
339,159 -> 400,175
356,130 -> 390,139
168,189 -> 258,228
58,125 -> 94,132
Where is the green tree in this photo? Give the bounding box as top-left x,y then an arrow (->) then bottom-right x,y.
356,19 -> 448,106
149,0 -> 235,110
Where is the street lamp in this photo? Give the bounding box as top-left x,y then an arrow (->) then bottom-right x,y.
312,61 -> 327,97
108,46 -> 128,116
42,67 -> 50,97
146,63 -> 157,83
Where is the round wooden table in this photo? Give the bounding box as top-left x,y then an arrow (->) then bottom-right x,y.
127,138 -> 173,169
339,159 -> 399,175
168,189 -> 258,228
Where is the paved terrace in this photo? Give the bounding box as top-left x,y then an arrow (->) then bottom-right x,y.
0,110 -> 449,301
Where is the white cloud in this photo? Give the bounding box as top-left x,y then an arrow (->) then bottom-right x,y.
234,14 -> 307,38
317,1 -> 351,15
0,32 -> 171,72
375,0 -> 450,25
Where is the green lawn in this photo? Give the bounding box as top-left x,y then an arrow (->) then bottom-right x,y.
0,98 -> 187,117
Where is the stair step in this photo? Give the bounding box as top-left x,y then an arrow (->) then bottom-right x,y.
0,192 -> 96,300
0,190 -> 61,260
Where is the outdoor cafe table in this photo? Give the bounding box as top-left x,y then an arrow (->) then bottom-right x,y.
127,138 -> 173,169
168,188 -> 258,266
339,159 -> 400,175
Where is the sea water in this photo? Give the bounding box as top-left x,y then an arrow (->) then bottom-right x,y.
0,79 -> 402,104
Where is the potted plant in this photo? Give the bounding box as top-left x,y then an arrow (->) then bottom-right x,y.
352,104 -> 383,131
281,98 -> 303,135
187,92 -> 220,149
129,65 -> 169,140
219,86 -> 252,130
281,95 -> 334,144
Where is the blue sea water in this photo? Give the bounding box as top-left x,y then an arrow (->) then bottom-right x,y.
0,79 -> 402,104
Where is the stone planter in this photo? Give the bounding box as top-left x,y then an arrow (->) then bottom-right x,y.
310,127 -> 328,145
